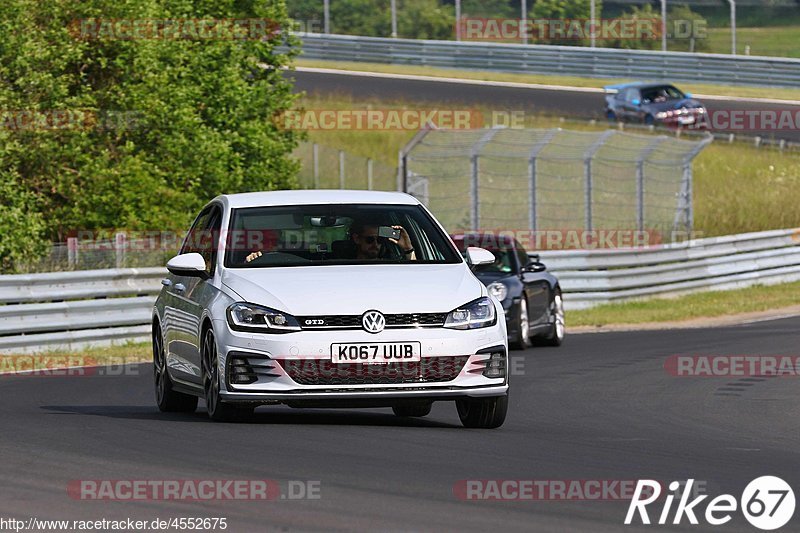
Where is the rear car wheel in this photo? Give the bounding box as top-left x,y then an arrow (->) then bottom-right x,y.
456,395 -> 508,429
203,329 -> 252,422
153,324 -> 198,413
606,109 -> 616,122
509,298 -> 532,350
392,401 -> 432,418
541,288 -> 565,347
644,114 -> 655,126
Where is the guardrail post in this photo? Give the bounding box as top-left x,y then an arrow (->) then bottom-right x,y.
67,237 -> 78,269
115,232 -> 127,269
312,143 -> 319,188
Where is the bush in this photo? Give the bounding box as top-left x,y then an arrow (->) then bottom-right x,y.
0,0 -> 302,267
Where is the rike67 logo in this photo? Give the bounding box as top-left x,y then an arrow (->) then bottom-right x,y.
625,477 -> 795,530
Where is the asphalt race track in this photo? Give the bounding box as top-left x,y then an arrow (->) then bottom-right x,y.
289,69 -> 800,143
1,317 -> 798,532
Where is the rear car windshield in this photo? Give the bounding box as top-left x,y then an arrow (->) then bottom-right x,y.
224,203 -> 463,267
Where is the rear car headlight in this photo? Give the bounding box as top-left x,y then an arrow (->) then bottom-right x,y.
487,282 -> 508,302
444,297 -> 497,330
226,302 -> 301,333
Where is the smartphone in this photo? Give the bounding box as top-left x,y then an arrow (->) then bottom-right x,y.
378,226 -> 401,240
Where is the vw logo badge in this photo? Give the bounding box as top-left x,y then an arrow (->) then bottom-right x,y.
362,310 -> 385,334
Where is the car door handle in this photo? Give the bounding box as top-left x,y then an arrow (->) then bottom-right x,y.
161,279 -> 172,287
173,283 -> 186,293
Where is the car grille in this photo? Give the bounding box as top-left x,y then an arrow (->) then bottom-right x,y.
277,356 -> 470,386
296,313 -> 447,330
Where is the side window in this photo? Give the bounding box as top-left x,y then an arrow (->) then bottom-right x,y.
181,208 -> 212,255
625,89 -> 640,103
514,241 -> 530,270
202,207 -> 222,275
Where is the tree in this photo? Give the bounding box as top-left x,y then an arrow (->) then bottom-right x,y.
530,0 -> 601,46
0,0 -> 302,272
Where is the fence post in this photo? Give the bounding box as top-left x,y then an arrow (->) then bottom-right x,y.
583,130 -> 615,233
527,129 -> 558,232
312,143 -> 319,188
367,158 -> 373,190
469,128 -> 501,231
67,237 -> 78,269
338,150 -> 345,189
637,137 -> 666,233
115,232 -> 127,269
398,126 -> 434,192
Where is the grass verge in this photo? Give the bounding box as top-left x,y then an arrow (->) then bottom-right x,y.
295,58 -> 800,102
568,281 -> 800,327
0,341 -> 150,373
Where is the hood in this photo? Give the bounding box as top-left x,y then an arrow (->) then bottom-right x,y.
221,263 -> 485,315
645,98 -> 704,112
473,271 -> 513,286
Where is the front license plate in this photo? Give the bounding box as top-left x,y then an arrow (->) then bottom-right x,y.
331,342 -> 422,364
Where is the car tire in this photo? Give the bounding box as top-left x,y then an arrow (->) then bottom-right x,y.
202,329 -> 252,422
456,395 -> 508,429
540,288 -> 565,347
153,324 -> 198,413
509,298 -> 532,351
392,401 -> 433,418
644,114 -> 655,126
606,110 -> 616,122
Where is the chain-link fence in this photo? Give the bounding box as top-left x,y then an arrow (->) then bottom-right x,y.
18,236 -> 180,274
294,142 -> 398,191
401,127 -> 712,242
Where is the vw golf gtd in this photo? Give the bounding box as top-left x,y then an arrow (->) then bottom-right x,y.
152,190 -> 509,428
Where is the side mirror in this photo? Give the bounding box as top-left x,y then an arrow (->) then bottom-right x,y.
631,98 -> 641,106
466,246 -> 495,267
524,260 -> 547,273
166,253 -> 209,278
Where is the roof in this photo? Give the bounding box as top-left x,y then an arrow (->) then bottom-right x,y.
603,81 -> 678,92
218,189 -> 421,209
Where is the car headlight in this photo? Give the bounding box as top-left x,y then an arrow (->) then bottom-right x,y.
655,111 -> 668,119
226,302 -> 301,333
444,297 -> 497,330
697,107 -> 706,114
487,282 -> 508,302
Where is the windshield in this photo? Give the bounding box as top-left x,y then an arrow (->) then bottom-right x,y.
640,85 -> 685,103
224,203 -> 462,268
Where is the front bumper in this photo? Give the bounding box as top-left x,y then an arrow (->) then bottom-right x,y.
212,318 -> 508,403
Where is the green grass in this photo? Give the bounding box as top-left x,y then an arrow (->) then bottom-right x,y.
707,26 -> 800,58
295,59 -> 800,102
0,341 -> 150,372
568,281 -> 800,327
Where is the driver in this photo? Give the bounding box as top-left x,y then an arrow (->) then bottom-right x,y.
350,220 -> 416,261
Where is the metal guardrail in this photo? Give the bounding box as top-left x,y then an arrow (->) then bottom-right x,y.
538,228 -> 800,309
1,228 -> 799,352
0,268 -> 164,354
297,33 -> 800,88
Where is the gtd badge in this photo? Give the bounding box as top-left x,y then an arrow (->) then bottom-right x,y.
362,311 -> 385,334
304,319 -> 325,326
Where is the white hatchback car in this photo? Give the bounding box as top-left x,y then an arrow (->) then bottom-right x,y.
152,190 -> 509,428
